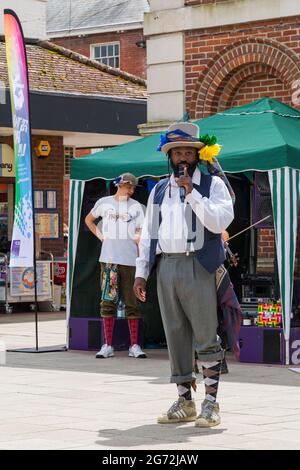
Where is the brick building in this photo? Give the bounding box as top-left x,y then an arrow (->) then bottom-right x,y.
46,0 -> 149,79
143,0 -> 300,280
0,39 -> 146,258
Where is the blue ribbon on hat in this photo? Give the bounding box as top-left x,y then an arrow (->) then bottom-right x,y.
113,175 -> 123,186
157,128 -> 199,151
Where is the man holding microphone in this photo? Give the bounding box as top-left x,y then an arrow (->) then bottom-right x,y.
134,122 -> 234,427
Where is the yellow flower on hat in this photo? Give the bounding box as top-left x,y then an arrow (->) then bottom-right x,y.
199,143 -> 221,163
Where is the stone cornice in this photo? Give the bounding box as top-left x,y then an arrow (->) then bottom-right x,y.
144,0 -> 300,36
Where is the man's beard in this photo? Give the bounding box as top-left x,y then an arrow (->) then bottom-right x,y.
170,158 -> 198,177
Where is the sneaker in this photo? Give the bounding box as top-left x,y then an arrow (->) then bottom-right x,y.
157,397 -> 197,424
195,399 -> 221,427
128,344 -> 147,358
95,344 -> 114,359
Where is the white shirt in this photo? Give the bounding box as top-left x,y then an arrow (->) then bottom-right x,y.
91,196 -> 144,267
135,167 -> 234,280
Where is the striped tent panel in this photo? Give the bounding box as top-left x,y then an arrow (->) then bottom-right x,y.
66,180 -> 85,346
268,168 -> 300,364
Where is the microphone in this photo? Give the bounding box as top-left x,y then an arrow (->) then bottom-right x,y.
178,166 -> 186,203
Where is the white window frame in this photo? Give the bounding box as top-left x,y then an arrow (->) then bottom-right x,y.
90,42 -> 120,69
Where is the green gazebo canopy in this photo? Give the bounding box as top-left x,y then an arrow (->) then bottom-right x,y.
71,97 -> 300,181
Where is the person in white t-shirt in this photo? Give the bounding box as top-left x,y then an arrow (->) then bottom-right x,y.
85,173 -> 146,359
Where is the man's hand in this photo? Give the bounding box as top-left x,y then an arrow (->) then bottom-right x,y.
175,166 -> 193,195
133,277 -> 146,302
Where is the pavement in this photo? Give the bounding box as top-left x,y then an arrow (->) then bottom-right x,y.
0,311 -> 300,450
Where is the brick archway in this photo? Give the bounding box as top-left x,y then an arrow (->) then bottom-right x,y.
217,63 -> 279,112
189,37 -> 300,118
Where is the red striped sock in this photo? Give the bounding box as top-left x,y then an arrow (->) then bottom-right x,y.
103,317 -> 115,346
128,319 -> 139,346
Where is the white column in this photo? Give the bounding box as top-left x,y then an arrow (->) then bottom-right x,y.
144,0 -> 185,128
147,32 -> 185,123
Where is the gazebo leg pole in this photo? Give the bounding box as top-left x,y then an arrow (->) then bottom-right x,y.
285,338 -> 289,365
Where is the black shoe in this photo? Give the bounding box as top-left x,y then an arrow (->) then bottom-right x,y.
220,359 -> 229,374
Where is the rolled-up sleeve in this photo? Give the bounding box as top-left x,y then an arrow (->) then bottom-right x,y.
185,176 -> 234,233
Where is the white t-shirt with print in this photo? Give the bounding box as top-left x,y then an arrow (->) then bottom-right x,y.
91,196 -> 144,266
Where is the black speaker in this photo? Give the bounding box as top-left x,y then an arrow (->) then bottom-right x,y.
263,329 -> 282,363
253,172 -> 273,228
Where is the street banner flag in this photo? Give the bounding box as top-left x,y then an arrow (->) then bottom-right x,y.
4,10 -> 34,267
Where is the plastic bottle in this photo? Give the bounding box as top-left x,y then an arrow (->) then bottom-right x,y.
117,298 -> 125,318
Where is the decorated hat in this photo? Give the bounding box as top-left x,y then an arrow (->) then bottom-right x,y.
157,121 -> 222,164
158,122 -> 204,153
113,173 -> 138,187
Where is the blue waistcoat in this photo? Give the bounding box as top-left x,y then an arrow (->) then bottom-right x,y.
149,173 -> 225,275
